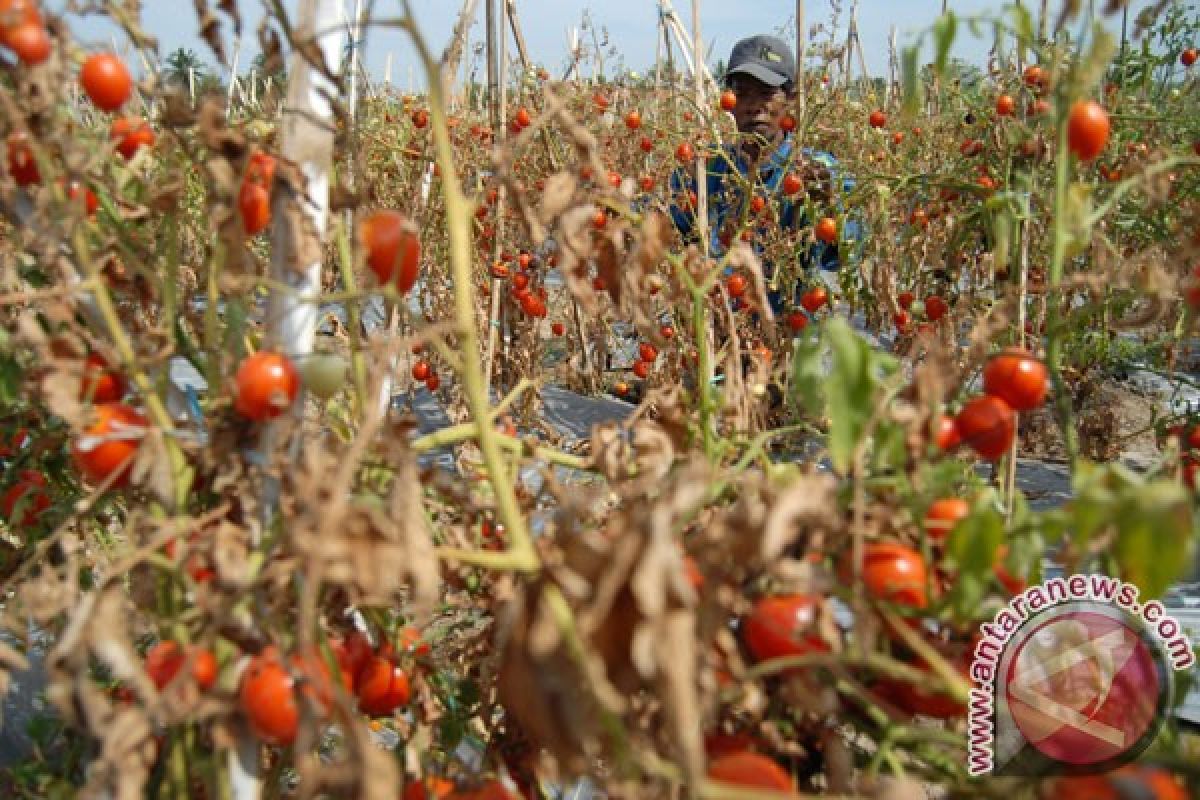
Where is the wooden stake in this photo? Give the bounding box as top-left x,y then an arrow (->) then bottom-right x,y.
795,0 -> 805,114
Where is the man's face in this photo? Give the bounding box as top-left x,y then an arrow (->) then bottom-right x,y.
728,74 -> 789,142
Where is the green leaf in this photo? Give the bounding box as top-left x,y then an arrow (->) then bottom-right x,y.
902,44 -> 924,117
933,12 -> 957,78
1112,482 -> 1194,599
824,319 -> 872,474
947,504 -> 1005,618
788,330 -> 825,414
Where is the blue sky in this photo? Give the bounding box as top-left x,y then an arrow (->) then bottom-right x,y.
52,1 -> 1165,87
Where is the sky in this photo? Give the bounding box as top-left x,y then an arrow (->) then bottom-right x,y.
49,1 -> 1169,89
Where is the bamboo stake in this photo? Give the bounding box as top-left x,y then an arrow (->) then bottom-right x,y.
226,35 -> 242,119
795,0 -> 805,115
441,0 -> 480,101
483,0 -> 505,386
692,0 -> 713,411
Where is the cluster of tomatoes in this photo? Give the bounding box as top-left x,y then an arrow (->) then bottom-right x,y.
937,347 -> 1050,462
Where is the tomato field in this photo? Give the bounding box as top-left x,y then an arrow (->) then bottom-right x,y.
1,0 -> 1199,798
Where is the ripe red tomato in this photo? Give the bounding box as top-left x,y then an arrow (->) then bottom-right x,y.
1,470 -> 49,527
800,286 -> 828,313
786,309 -> 808,333
960,138 -> 983,157
780,114 -> 796,132
7,131 -> 39,185
632,360 -> 650,379
925,294 -> 949,322
1182,48 -> 1197,67
356,656 -> 411,716
955,394 -> 1016,461
7,21 -> 49,65
624,109 -> 641,130
592,91 -> 609,112
82,353 -> 125,403
64,180 -> 98,216
1066,100 -> 1110,162
868,109 -> 887,128
742,594 -> 829,662
360,210 -> 421,293
719,89 -> 737,112
638,175 -> 655,192
513,107 -> 531,128
591,209 -> 607,230
814,216 -> 838,244
707,750 -> 794,792
80,52 -> 133,111
235,351 -> 299,421
425,373 -> 441,392
861,542 -> 928,608
412,360 -> 431,382
727,274 -> 747,298
411,109 -> 429,128
239,649 -> 332,746
1023,64 -> 1046,89
982,348 -> 1048,411
925,497 -> 969,542
71,403 -> 147,486
674,141 -> 695,163
110,117 -> 155,160
897,291 -> 914,310
781,172 -> 802,196
995,94 -> 1016,117
638,343 -> 658,362
660,324 -> 675,339
404,777 -> 455,800
145,641 -> 218,691
934,414 -> 961,451
238,182 -> 270,236
639,135 -> 653,153
550,321 -> 565,336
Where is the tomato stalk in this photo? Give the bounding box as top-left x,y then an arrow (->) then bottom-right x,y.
400,2 -> 537,573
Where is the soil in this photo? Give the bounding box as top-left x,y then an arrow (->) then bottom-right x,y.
1018,376 -> 1163,467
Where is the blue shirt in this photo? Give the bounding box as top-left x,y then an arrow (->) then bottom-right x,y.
666,136 -> 860,282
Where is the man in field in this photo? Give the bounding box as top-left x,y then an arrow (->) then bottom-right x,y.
668,35 -> 858,312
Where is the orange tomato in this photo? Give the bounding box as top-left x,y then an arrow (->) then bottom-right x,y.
71,403 -> 147,486
925,497 -> 969,542
360,210 -> 421,293
234,351 -> 299,421
145,641 -> 218,690
707,750 -> 795,792
1066,100 -> 1110,162
955,395 -> 1016,461
80,52 -> 133,111
982,348 -> 1048,411
110,117 -> 155,160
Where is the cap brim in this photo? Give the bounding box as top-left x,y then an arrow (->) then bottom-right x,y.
726,63 -> 790,88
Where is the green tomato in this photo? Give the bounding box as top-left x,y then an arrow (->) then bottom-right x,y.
300,353 -> 348,400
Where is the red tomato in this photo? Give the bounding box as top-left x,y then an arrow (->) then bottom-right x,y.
960,138 -> 983,157
674,141 -> 695,163
1,470 -> 49,527
934,414 -> 961,452
235,351 -> 299,421
995,94 -> 1016,117
394,626 -> 431,658
800,286 -> 828,313
592,91 -> 609,112
814,216 -> 838,244
781,172 -> 802,196
638,343 -> 658,362
80,52 -> 133,111
1182,48 -> 1197,67
513,107 -> 531,127
660,324 -> 675,339
1066,100 -> 1110,162
726,274 -> 747,298
412,360 -> 431,382
71,403 -> 147,486
1023,64 -> 1046,89
7,21 -> 49,65
632,360 -> 650,379
639,135 -> 653,153
356,656 -> 411,716
955,395 -> 1016,461
411,109 -> 429,128
551,321 -> 565,336
982,348 -> 1048,411
862,542 -> 928,608
707,750 -> 794,792
7,131 -> 39,186
925,294 -> 949,322
64,180 -> 98,216
925,498 -> 969,542
238,182 -> 270,235
638,175 -> 655,192
145,641 -> 218,690
404,777 -> 456,800
238,648 -> 332,746
82,353 -> 125,403
742,594 -> 829,662
360,210 -> 421,293
897,291 -> 914,310
786,309 -> 808,333
624,110 -> 641,130
425,374 -> 441,392
868,109 -> 887,128
719,89 -> 737,112
110,117 -> 155,160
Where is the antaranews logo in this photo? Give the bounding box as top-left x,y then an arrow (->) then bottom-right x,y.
967,574 -> 1194,777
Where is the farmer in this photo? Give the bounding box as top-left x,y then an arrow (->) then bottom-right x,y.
668,35 -> 858,312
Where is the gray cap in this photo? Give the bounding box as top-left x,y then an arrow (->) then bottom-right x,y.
726,35 -> 796,88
